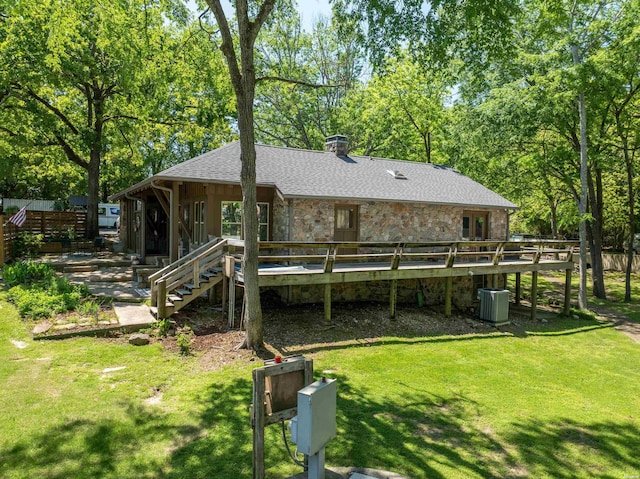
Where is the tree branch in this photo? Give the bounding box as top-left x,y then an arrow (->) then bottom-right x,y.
250,0 -> 277,44
103,114 -> 187,126
15,84 -> 81,135
255,75 -> 342,88
205,0 -> 242,86
55,135 -> 89,169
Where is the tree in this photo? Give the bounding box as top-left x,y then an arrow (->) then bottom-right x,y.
339,54 -> 449,163
0,0 -> 232,237
204,0 -> 277,351
253,11 -> 363,149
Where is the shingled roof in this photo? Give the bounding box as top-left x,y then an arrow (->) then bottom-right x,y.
113,141 -> 517,209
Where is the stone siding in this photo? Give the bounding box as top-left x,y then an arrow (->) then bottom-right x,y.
282,198 -> 508,242
267,197 -> 509,308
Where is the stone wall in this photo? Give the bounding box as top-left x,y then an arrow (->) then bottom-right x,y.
265,275 -> 490,310
267,197 -> 509,308
282,198 -> 508,242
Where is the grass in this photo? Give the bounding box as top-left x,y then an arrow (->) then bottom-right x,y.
1,275 -> 639,478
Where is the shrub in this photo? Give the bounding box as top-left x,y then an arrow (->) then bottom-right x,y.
5,264 -> 91,320
176,327 -> 193,356
12,233 -> 44,259
8,286 -> 69,319
76,299 -> 101,318
2,261 -> 55,288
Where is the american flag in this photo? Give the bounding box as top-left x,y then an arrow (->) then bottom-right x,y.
9,206 -> 27,227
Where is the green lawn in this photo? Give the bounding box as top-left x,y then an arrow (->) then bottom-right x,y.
1,277 -> 639,479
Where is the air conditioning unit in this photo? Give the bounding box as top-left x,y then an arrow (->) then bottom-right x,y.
477,288 -> 510,325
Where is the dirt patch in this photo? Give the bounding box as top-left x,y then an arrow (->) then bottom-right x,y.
154,297 -> 568,370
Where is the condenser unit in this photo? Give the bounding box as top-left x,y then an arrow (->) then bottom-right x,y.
477,288 -> 510,325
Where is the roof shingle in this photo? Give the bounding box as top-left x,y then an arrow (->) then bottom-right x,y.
119,141 -> 517,209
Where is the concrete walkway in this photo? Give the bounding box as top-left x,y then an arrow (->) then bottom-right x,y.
113,302 -> 156,330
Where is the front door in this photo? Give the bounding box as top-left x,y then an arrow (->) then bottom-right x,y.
334,205 -> 359,254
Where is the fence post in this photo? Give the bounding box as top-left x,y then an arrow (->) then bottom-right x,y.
0,216 -> 5,266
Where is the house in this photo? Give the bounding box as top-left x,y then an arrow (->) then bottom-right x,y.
112,135 -> 516,258
111,135 -> 529,317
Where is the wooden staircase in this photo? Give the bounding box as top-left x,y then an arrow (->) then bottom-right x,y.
149,238 -> 227,319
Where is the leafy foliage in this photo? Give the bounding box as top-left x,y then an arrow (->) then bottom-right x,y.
11,233 -> 44,259
3,260 -> 90,319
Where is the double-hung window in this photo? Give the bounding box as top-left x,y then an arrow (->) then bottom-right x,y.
221,201 -> 269,240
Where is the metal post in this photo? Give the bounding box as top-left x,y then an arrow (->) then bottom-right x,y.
308,448 -> 326,479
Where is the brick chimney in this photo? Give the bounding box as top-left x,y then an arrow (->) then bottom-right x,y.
325,135 -> 349,156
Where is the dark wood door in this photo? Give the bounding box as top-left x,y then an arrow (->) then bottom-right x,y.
335,205 -> 359,254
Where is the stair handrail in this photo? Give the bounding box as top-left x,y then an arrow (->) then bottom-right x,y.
149,238 -> 227,285
150,238 -> 228,307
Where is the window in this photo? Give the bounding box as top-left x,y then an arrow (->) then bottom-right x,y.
221,201 -> 269,240
193,201 -> 205,244
110,207 -> 120,215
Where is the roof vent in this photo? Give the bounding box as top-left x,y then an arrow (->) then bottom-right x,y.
387,169 -> 407,180
325,135 -> 349,156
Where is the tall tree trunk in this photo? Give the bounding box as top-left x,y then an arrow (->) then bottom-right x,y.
207,0 -> 275,351
237,87 -> 264,350
86,154 -> 100,239
625,155 -> 635,302
587,166 -> 606,299
571,35 -> 589,310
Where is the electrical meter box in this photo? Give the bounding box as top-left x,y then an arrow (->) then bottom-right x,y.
295,378 -> 337,455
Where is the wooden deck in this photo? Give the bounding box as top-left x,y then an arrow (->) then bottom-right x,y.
224,240 -> 578,322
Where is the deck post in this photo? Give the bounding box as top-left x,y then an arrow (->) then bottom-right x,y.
530,271 -> 538,321
445,276 -> 453,317
564,268 -> 572,316
228,277 -> 236,328
157,279 -> 167,320
515,273 -> 521,305
389,279 -> 397,319
252,367 -> 266,479
324,283 -> 331,323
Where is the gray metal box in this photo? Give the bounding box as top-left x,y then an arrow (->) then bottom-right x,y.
296,378 -> 337,455
477,288 -> 510,325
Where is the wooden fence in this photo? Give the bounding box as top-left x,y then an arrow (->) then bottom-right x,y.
0,211 -> 87,265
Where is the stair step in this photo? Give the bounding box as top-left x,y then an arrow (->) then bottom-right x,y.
176,288 -> 192,297
183,283 -> 195,290
201,271 -> 218,279
149,304 -> 175,318
168,294 -> 183,303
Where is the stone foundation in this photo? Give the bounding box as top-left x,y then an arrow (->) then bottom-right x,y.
262,275 -> 506,311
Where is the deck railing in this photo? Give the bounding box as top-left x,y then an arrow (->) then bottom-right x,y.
150,238 -> 227,316
226,239 -> 578,274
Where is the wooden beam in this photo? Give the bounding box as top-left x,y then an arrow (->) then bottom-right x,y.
445,276 -> 453,317
228,276 -> 236,328
324,283 -> 331,323
390,243 -> 403,270
389,279 -> 397,319
252,367 -> 266,479
564,268 -> 572,316
515,272 -> 521,305
254,261 -> 576,287
530,271 -> 538,321
157,279 -> 167,320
